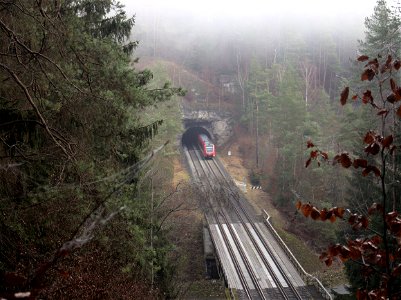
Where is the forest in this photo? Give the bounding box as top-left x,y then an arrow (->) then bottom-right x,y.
1,0 -> 401,299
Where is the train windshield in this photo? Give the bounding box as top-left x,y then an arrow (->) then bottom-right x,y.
206,146 -> 214,153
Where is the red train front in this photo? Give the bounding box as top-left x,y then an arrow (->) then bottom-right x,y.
198,134 -> 216,159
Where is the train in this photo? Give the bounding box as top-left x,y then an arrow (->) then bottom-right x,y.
198,134 -> 216,159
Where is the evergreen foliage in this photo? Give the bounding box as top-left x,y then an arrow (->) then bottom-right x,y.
359,0 -> 401,57
0,0 -> 183,297
338,1 -> 401,295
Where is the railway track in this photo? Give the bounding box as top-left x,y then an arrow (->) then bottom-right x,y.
184,143 -> 312,299
208,158 -> 307,299
219,211 -> 266,299
186,144 -> 254,297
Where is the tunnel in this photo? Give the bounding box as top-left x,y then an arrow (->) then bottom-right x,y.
181,126 -> 214,148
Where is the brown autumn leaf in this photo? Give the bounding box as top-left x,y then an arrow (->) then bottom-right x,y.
374,253 -> 385,267
306,140 -> 315,148
296,200 -> 302,210
371,290 -> 386,300
310,150 -> 318,158
364,143 -> 380,156
339,246 -> 351,261
340,153 -> 352,168
366,58 -> 379,69
301,203 -> 312,217
389,221 -> 401,237
357,55 -> 369,62
352,94 -> 358,100
305,158 -> 312,168
328,244 -> 341,257
340,86 -> 349,105
348,214 -> 357,225
364,241 -> 379,251
382,135 -> 393,148
353,158 -> 368,169
387,93 -> 397,103
349,246 -> 362,260
396,88 -> 401,100
390,78 -> 397,92
356,289 -> 368,300
320,208 -> 328,221
362,90 -> 373,104
325,210 -> 333,221
381,64 -> 390,74
311,207 -> 321,220
362,165 -> 381,177
361,215 -> 369,228
361,68 -> 375,81
386,211 -> 398,222
364,131 -> 375,144
334,207 -> 345,218
394,60 -> 401,70
370,235 -> 382,245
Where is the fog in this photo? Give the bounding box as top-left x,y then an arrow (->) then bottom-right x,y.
122,0 -> 379,24
118,0 -> 397,100
120,0 -> 387,60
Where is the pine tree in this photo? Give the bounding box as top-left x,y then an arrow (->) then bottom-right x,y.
359,0 -> 401,57
0,0 -> 183,297
336,0 -> 401,295
268,65 -> 307,202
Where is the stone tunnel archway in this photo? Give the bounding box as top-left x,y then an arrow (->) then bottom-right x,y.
181,126 -> 214,148
182,110 -> 233,147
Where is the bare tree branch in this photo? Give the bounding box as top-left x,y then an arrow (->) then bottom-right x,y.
0,62 -> 71,158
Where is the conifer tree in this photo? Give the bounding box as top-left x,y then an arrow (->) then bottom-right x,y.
359,0 -> 401,57
0,0 -> 183,297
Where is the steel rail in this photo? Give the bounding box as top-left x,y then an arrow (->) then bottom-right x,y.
188,145 -> 253,298
209,158 -> 305,300
206,160 -> 290,299
219,211 -> 267,300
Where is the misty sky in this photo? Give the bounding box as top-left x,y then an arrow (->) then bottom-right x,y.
121,0 -> 381,20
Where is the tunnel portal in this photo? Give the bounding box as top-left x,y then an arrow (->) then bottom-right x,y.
181,126 -> 214,148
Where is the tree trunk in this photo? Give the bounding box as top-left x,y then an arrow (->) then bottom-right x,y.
236,51 -> 246,109
255,101 -> 259,168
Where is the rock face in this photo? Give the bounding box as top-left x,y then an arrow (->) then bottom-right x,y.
212,120 -> 232,146
182,109 -> 233,146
